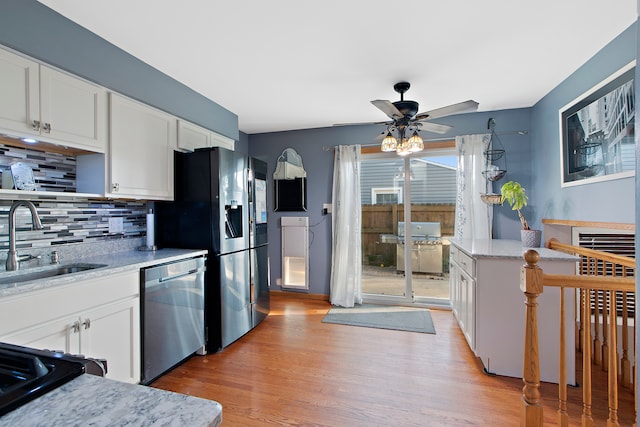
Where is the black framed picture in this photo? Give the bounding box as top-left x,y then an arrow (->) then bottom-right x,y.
560,61 -> 635,186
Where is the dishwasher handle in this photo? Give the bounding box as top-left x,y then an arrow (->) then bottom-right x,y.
158,268 -> 200,282
142,257 -> 206,284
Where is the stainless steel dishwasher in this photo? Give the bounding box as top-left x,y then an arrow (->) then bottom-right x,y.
141,256 -> 206,384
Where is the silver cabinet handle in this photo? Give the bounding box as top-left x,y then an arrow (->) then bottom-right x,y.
32,120 -> 41,131
82,318 -> 91,330
71,320 -> 81,333
42,122 -> 51,133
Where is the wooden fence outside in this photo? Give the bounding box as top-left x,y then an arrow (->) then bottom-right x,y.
362,204 -> 455,269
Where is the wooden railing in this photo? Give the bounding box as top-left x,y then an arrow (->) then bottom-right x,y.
520,239 -> 636,426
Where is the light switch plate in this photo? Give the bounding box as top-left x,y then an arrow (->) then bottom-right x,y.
109,217 -> 124,233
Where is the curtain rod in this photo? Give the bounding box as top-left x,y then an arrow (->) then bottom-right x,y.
323,137 -> 456,152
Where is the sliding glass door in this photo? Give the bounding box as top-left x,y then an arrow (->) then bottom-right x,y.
360,147 -> 456,306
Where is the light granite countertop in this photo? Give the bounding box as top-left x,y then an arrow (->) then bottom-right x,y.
0,246 -> 208,297
0,374 -> 222,427
0,241 -> 219,425
449,238 -> 578,261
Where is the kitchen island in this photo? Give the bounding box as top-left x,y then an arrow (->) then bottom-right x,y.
449,238 -> 578,384
0,374 -> 222,426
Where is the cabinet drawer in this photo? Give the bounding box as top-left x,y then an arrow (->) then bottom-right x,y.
455,248 -> 475,277
0,270 -> 138,336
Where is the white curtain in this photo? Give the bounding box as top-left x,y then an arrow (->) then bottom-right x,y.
455,134 -> 493,240
329,145 -> 362,307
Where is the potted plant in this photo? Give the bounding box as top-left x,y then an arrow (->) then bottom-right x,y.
500,181 -> 541,247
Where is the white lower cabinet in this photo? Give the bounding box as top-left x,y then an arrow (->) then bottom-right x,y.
449,244 -> 475,350
0,271 -> 140,384
449,239 -> 577,384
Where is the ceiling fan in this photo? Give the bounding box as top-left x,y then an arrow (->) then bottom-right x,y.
365,82 -> 479,154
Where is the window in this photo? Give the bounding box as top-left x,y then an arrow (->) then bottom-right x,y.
371,187 -> 402,204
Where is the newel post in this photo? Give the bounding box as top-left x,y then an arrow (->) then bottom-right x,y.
521,250 -> 544,427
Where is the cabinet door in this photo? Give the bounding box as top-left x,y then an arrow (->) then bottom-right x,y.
459,268 -> 476,351
109,93 -> 176,200
177,120 -> 211,151
80,297 -> 140,384
449,261 -> 460,317
39,66 -> 107,152
0,316 -> 79,355
0,48 -> 39,136
209,130 -> 235,150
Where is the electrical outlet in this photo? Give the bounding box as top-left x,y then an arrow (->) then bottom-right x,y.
323,203 -> 332,214
109,217 -> 124,233
276,278 -> 282,285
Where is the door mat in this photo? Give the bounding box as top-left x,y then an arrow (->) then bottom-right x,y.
322,304 -> 435,334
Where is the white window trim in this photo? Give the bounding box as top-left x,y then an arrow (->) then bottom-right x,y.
371,187 -> 403,204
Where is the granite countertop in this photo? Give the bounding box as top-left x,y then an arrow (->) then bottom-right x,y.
450,238 -> 578,261
0,247 -> 209,298
0,374 -> 222,427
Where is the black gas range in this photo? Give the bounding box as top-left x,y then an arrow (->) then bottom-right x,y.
0,342 -> 106,416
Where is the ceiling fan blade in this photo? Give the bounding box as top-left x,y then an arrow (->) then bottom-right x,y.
333,120 -> 391,127
374,131 -> 388,141
371,100 -> 404,120
415,100 -> 479,121
417,121 -> 453,134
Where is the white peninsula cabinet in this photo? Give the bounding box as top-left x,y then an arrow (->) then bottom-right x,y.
449,239 -> 578,384
0,271 -> 140,384
107,93 -> 176,200
0,47 -> 107,152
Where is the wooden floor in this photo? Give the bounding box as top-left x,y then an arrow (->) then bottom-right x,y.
151,292 -> 635,426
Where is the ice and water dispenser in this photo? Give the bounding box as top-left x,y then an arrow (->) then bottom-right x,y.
224,201 -> 243,239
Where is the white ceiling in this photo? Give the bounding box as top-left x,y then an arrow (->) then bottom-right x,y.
39,0 -> 636,135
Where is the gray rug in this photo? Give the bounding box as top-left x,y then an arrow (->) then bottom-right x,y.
322,304 -> 436,334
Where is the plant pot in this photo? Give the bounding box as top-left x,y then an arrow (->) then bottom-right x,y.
521,229 -> 542,248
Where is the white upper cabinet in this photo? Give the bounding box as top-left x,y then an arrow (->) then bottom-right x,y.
0,49 -> 39,136
0,48 -> 107,152
177,120 -> 211,151
108,93 -> 176,200
177,119 -> 235,152
210,129 -> 235,150
39,66 -> 107,152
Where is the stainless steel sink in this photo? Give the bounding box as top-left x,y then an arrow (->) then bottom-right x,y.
0,263 -> 107,285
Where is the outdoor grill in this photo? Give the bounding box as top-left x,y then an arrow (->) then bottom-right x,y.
396,222 -> 443,274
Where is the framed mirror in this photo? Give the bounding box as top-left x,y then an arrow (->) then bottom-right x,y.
273,148 -> 307,212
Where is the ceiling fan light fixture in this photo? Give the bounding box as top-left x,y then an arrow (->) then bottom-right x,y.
407,131 -> 424,152
381,131 -> 398,152
396,138 -> 410,156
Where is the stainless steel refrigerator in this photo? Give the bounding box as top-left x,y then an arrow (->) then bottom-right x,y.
249,158 -> 270,328
156,147 -> 264,352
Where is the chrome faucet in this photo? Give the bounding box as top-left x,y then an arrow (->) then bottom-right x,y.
6,201 -> 43,271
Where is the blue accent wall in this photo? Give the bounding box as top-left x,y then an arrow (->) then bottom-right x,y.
249,108 -> 532,295
249,20 -> 637,296
530,22 -> 636,226
0,0 -> 239,141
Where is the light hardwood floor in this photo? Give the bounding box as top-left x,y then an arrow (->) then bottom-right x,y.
151,292 -> 635,426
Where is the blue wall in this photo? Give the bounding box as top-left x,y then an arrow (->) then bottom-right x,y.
249,22 -> 637,296
249,108 -> 532,295
531,23 -> 636,225
0,0 -> 239,141
0,0 -> 635,297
